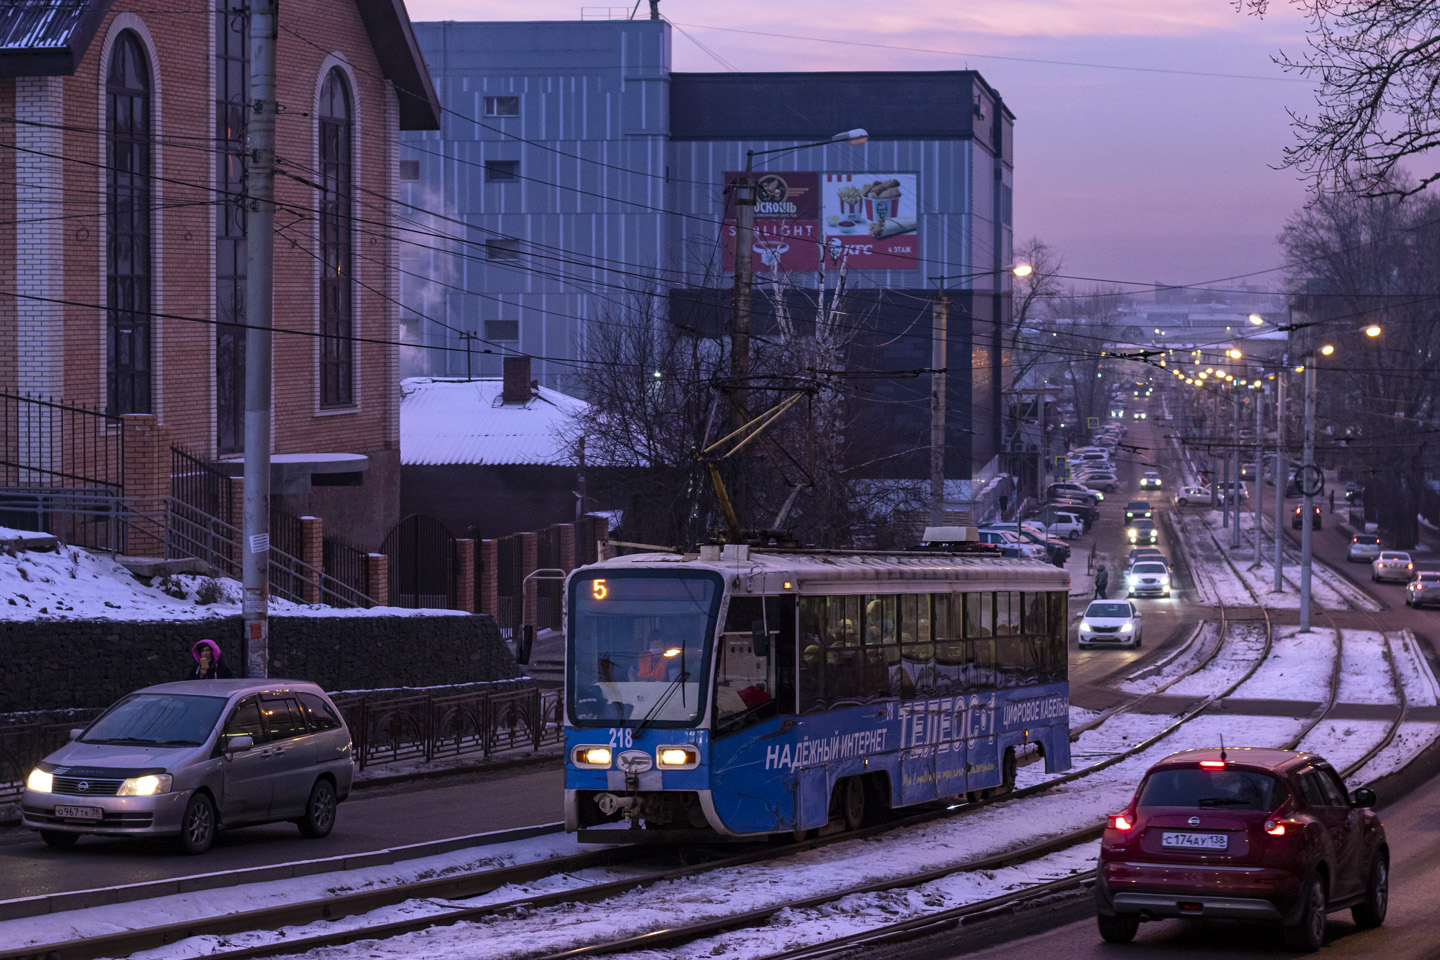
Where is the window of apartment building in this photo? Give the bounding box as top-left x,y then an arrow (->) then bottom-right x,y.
106,30 -> 153,416
484,159 -> 519,181
215,7 -> 248,453
486,320 -> 519,342
486,238 -> 522,260
483,95 -> 519,117
318,68 -> 354,408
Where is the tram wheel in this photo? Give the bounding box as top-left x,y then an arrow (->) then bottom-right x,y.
838,778 -> 866,832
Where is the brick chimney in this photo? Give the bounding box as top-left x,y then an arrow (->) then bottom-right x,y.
502,355 -> 534,403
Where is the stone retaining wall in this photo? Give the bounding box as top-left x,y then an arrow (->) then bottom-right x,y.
0,614 -> 524,713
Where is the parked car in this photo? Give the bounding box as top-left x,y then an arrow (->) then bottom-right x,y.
1346,534 -> 1381,563
1046,482 -> 1102,505
1096,747 -> 1387,951
1079,473 -> 1120,493
1292,504 -> 1322,529
1240,462 -> 1258,480
1124,500 -> 1153,522
1038,498 -> 1098,527
1173,485 -> 1209,506
1030,511 -> 1085,540
1127,518 -> 1159,545
983,522 -> 1072,565
976,529 -> 1047,560
1406,572 -> 1440,608
22,679 -> 355,854
1139,471 -> 1163,489
1126,561 -> 1172,598
1372,551 -> 1414,583
1077,600 -> 1143,649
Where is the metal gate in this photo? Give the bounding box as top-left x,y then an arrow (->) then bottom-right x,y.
381,514 -> 456,609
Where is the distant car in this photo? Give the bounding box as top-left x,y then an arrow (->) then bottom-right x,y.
1132,410 -> 1147,419
1292,504 -> 1322,529
1127,518 -> 1159,545
1032,512 -> 1085,540
1345,482 -> 1362,504
1215,481 -> 1249,505
1240,462 -> 1258,480
1125,500 -> 1153,522
1096,747 -> 1387,950
1346,534 -> 1381,563
1406,572 -> 1440,608
1041,499 -> 1098,527
976,529 -> 1047,560
1126,547 -> 1167,570
1139,471 -> 1162,489
1080,473 -> 1119,493
1372,551 -> 1414,583
22,679 -> 354,854
1046,482 -> 1102,505
1126,561 -> 1172,598
1078,600 -> 1142,649
1173,485 -> 1209,506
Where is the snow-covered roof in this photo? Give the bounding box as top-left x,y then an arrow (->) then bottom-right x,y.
400,377 -> 587,467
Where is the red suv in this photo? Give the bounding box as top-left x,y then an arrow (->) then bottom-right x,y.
1096,747 -> 1387,951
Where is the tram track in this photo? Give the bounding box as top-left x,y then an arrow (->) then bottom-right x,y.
6,524 -> 1417,960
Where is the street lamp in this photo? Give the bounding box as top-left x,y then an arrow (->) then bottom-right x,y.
729,129 -> 868,436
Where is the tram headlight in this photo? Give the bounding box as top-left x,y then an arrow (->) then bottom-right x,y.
656,746 -> 699,769
572,746 -> 613,768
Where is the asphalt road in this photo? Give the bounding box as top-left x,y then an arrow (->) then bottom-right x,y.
0,761 -> 564,902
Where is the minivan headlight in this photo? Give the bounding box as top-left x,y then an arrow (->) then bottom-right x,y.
27,769 -> 53,793
118,774 -> 172,797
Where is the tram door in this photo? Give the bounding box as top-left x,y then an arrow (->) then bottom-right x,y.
714,595 -> 787,732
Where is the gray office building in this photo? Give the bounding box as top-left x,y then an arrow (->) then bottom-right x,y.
400,18 -> 1017,479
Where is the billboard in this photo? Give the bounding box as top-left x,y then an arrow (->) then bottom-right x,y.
723,171 -> 918,272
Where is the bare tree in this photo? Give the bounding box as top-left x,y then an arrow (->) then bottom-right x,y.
1239,0 -> 1440,198
1008,238 -> 1067,386
1278,184 -> 1440,546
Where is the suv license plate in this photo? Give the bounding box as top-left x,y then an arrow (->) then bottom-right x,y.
55,805 -> 103,820
1162,831 -> 1226,850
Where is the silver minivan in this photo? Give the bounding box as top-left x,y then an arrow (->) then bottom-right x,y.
22,679 -> 355,854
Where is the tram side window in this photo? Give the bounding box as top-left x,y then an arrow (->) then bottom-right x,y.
1045,590 -> 1068,683
965,592 -> 996,690
716,596 -> 778,731
927,594 -> 962,696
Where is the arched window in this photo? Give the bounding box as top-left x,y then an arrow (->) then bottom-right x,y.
106,30 -> 152,415
318,68 -> 353,407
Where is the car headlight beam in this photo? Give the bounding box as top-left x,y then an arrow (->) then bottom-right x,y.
1120,622 -> 1134,633
117,774 -> 173,797
26,768 -> 53,793
573,746 -> 613,767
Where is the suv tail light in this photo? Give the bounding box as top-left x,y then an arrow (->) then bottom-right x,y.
1199,759 -> 1226,769
1264,818 -> 1300,836
1108,812 -> 1134,831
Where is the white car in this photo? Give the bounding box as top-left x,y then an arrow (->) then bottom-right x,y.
1139,471 -> 1162,489
1079,473 -> 1119,493
1173,485 -> 1209,506
1347,534 -> 1382,563
1077,600 -> 1143,649
1034,512 -> 1085,540
1126,561 -> 1171,598
1372,551 -> 1414,583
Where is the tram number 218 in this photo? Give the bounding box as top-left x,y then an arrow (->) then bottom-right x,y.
607,728 -> 634,750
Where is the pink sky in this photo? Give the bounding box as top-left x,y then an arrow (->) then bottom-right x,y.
406,1 -> 1317,295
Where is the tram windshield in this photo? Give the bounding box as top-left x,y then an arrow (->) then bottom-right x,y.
567,570 -> 722,728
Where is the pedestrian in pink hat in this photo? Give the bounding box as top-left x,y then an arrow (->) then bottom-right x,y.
187,638 -> 228,680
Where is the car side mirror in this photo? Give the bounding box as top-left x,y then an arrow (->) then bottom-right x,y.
226,735 -> 254,755
69,728 -> 83,741
751,620 -> 770,658
516,624 -> 534,665
1352,787 -> 1376,808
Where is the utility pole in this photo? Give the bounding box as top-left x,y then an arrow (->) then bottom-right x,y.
729,175 -> 755,438
1300,357 -> 1317,630
241,0 -> 277,679
1273,371 -> 1286,591
929,292 -> 948,525
1036,393 -> 1046,503
1232,390 -> 1242,548
1253,386 -> 1263,564
460,331 -> 479,381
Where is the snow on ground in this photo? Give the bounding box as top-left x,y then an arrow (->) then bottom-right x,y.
1338,632 -> 1400,704
0,527 -> 463,621
1118,623 -> 1213,695
1160,623 -> 1267,698
1395,633 -> 1440,707
1230,626 -> 1337,704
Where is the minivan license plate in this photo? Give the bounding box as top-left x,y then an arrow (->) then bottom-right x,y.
1162,831 -> 1226,850
55,805 -> 102,820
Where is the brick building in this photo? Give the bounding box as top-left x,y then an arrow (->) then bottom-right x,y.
0,0 -> 440,551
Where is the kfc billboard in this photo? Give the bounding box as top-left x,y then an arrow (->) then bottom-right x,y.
723,171 -> 919,272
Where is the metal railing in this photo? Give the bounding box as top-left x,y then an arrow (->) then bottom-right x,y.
331,686 -> 563,770
0,684 -> 562,800
0,392 -> 124,493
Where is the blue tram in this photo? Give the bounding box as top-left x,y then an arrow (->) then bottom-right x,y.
563,542 -> 1071,840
